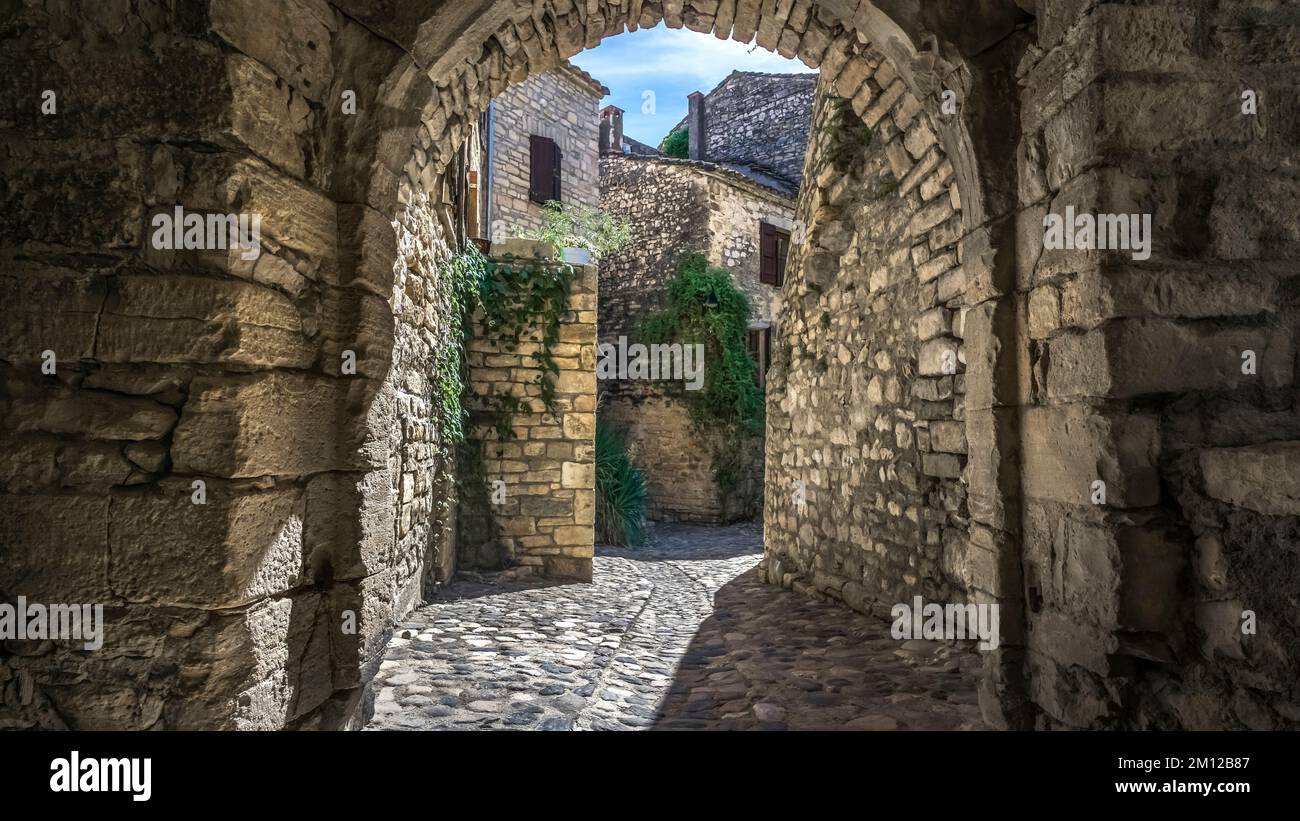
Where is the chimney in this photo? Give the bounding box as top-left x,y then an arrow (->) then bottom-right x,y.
687,91 -> 706,161
600,105 -> 624,156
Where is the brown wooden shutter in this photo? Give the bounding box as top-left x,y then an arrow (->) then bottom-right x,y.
551,140 -> 563,202
774,230 -> 788,286
529,135 -> 554,204
759,222 -> 777,285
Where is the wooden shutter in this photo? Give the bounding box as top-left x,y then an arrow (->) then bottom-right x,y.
529,135 -> 554,204
759,222 -> 778,285
774,230 -> 789,286
551,140 -> 563,202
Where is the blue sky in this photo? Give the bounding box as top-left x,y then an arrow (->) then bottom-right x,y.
571,23 -> 817,148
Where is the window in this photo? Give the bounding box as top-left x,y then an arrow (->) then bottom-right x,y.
529,134 -> 562,205
747,326 -> 772,388
760,221 -> 790,286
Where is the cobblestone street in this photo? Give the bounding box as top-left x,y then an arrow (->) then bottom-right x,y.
366,523 -> 985,731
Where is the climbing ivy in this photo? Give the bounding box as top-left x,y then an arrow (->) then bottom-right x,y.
641,253 -> 765,493
432,245 -> 492,445
474,252 -> 574,440
432,246 -> 575,444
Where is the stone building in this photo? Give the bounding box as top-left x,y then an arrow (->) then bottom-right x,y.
668,69 -> 818,190
597,73 -> 815,523
1,0 -> 1298,733
483,61 -> 608,240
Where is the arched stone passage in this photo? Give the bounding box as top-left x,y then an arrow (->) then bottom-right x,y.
328,0 -> 1034,730
4,1 -> 1297,732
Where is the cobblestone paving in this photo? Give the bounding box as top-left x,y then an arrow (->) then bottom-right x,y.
365,522 -> 986,730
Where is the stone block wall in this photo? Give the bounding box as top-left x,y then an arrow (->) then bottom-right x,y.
670,70 -> 817,188
599,154 -> 793,338
459,250 -> 597,580
597,153 -> 790,523
597,155 -> 712,343
1015,0 -> 1300,729
488,63 -> 604,238
762,65 -> 973,623
600,392 -> 763,525
704,170 -> 796,328
4,0 -> 1298,733
0,0 -> 463,729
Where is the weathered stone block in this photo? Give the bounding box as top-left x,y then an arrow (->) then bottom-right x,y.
5,385 -> 177,442
210,0 -> 335,103
929,420 -> 967,454
109,481 -> 306,609
171,373 -> 372,478
98,274 -> 314,369
1047,318 -> 1294,400
1021,405 -> 1160,508
0,495 -> 112,601
1199,442 -> 1300,516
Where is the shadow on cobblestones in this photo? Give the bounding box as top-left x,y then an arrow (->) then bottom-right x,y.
364,522 -> 984,730
651,567 -> 984,730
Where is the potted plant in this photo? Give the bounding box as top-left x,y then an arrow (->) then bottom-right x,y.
522,201 -> 631,265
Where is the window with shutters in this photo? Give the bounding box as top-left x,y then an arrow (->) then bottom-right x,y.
528,134 -> 563,205
759,221 -> 791,286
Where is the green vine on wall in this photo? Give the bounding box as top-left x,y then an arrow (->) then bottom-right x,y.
474,252 -> 574,440
432,246 -> 575,445
432,245 -> 492,445
641,253 -> 765,493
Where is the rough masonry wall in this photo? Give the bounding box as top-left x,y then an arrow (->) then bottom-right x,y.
597,155 -> 711,344
0,0 -> 463,729
763,64 -> 973,625
5,0 -> 1295,734
598,153 -> 784,523
458,250 -> 597,580
1016,1 -> 1300,730
704,170 -> 796,326
670,71 -> 817,187
489,65 -> 603,238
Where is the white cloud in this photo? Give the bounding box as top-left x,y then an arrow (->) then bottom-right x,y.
571,23 -> 817,145
573,24 -> 816,88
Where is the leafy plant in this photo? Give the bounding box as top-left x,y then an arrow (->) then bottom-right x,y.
475,254 -> 574,438
595,419 -> 648,546
520,201 -> 631,260
641,253 -> 765,494
662,127 -> 689,159
642,253 -> 765,435
432,244 -> 491,444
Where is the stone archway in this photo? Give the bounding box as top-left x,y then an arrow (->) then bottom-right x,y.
7,1 -> 1294,732
0,0 -> 1030,730
321,0 -> 1035,729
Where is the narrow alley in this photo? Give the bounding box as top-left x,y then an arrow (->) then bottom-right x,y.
366,523 -> 984,731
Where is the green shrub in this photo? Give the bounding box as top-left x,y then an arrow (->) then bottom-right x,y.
595,420 -> 648,547
641,253 -> 764,436
520,201 -> 631,260
640,253 -> 764,495
662,128 -> 689,159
